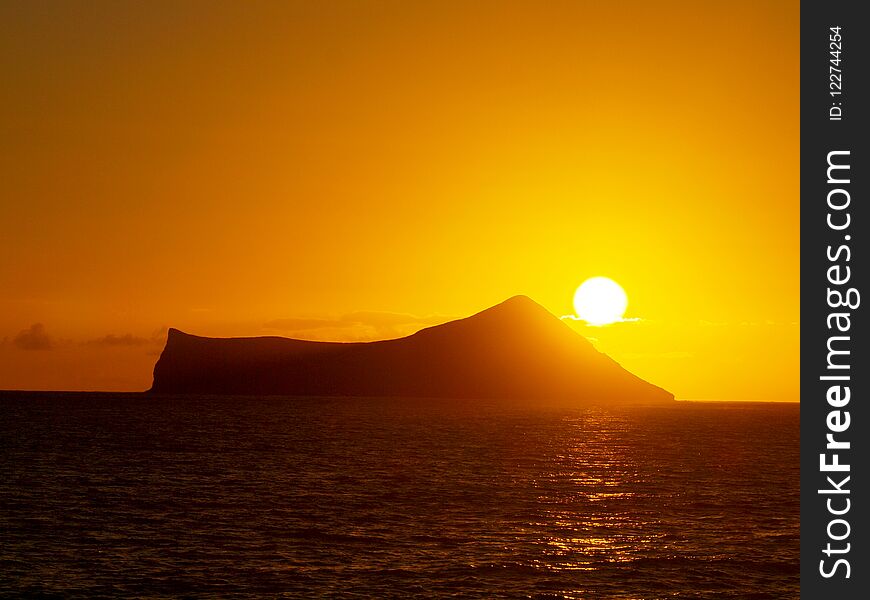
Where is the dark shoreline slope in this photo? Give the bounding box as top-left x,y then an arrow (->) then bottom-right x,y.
149,296 -> 673,404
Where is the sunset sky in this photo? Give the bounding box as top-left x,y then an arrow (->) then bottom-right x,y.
0,1 -> 798,400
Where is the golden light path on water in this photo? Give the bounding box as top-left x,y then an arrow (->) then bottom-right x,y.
0,396 -> 800,598
531,411 -> 667,574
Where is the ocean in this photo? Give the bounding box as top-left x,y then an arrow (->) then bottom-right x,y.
0,393 -> 799,599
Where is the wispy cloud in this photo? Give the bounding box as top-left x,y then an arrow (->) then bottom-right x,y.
85,327 -> 168,348
86,334 -> 150,347
560,315 -> 643,326
264,310 -> 449,340
262,317 -> 344,331
621,350 -> 695,360
13,323 -> 53,351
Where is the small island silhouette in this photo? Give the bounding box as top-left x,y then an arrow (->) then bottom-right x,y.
149,295 -> 673,404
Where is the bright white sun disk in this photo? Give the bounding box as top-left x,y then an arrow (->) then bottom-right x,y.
573,277 -> 628,325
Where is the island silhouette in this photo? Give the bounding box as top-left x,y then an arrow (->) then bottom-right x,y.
149,295 -> 673,403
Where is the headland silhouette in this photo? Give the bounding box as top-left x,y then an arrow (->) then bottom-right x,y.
149,295 -> 673,403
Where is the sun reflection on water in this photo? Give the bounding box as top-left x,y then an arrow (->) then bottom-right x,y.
532,410 -> 665,573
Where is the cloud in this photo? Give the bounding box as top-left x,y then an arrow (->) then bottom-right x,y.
264,310 -> 449,340
86,333 -> 150,347
341,311 -> 443,327
86,327 -> 169,348
622,350 -> 695,360
262,317 -> 344,331
13,323 -> 53,351
560,315 -> 643,326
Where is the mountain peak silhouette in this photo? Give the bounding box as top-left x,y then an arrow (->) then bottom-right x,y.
487,294 -> 540,310
478,294 -> 557,317
463,294 -> 553,324
150,297 -> 673,404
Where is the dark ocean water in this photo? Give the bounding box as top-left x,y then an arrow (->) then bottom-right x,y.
0,393 -> 799,599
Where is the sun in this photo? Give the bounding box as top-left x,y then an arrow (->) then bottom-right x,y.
573,277 -> 628,325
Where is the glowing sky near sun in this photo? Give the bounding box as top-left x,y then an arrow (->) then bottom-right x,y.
0,0 -> 798,399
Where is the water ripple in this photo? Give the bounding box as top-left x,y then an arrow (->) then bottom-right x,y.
0,393 -> 799,598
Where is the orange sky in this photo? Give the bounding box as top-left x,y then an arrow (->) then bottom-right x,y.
0,1 -> 798,400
